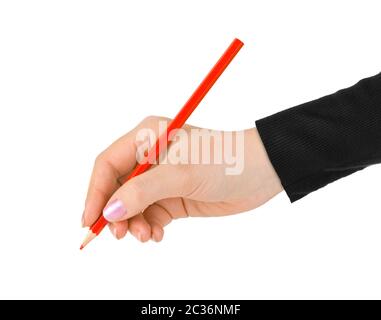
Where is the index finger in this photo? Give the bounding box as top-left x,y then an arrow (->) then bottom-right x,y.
82,116 -> 169,227
82,130 -> 139,227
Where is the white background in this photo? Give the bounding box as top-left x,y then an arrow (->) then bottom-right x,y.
1,0 -> 381,299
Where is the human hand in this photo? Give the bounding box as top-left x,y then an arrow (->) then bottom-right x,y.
82,116 -> 283,242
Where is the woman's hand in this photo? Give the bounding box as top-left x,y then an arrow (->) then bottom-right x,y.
82,116 -> 283,242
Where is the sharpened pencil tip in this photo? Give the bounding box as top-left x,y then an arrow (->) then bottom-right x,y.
80,230 -> 97,251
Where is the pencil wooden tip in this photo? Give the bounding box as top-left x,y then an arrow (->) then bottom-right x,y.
80,230 -> 97,251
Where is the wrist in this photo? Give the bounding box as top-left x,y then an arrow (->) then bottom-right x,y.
245,127 -> 283,197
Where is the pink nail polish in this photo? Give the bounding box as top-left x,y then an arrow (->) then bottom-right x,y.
103,199 -> 126,221
111,226 -> 119,239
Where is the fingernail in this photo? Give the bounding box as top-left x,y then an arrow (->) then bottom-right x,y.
112,226 -> 119,239
152,228 -> 163,242
103,199 -> 127,222
81,212 -> 85,227
152,233 -> 159,242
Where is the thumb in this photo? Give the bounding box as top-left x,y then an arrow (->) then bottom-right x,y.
102,165 -> 191,222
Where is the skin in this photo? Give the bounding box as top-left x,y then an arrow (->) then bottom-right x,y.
82,116 -> 283,242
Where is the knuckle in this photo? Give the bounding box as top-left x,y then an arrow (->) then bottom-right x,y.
142,115 -> 159,124
94,151 -> 106,166
128,179 -> 146,203
142,115 -> 171,125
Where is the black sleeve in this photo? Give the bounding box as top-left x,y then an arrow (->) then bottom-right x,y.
255,72 -> 381,202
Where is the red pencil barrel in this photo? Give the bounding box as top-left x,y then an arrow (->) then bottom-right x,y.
169,38 -> 243,129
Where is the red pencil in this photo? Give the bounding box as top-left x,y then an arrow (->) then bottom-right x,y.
80,38 -> 244,250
